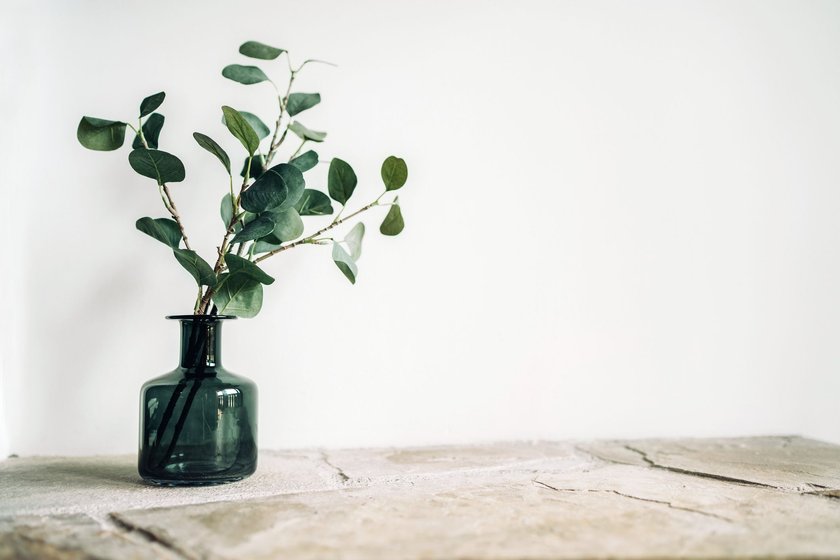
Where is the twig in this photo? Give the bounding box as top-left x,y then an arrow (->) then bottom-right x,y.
135,125 -> 193,251
254,199 -> 381,263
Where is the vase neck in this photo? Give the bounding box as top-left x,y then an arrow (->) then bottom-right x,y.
178,319 -> 224,371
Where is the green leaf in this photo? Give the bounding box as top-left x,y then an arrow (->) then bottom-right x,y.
289,150 -> 318,172
381,156 -> 408,191
332,242 -> 358,284
77,117 -> 126,151
286,93 -> 321,117
224,254 -> 274,285
222,111 -> 270,140
135,217 -> 181,249
380,201 -> 405,236
240,167 -> 285,213
263,208 -> 304,243
294,189 -> 333,216
268,163 -> 305,209
231,214 -> 275,244
240,155 -> 265,179
173,249 -> 217,287
242,112 -> 270,140
139,92 -> 165,117
288,121 -> 327,142
241,163 -> 304,213
132,113 -> 165,149
193,132 -> 230,173
212,273 -> 263,318
344,222 -> 365,260
222,64 -> 270,85
239,41 -> 285,60
221,106 -> 260,155
328,158 -> 357,205
253,240 -> 282,254
220,193 -> 235,227
128,148 -> 185,184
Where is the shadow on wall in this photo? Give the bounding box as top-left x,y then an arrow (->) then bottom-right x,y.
23,263 -> 161,455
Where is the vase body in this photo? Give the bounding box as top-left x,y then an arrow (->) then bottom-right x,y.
138,315 -> 257,486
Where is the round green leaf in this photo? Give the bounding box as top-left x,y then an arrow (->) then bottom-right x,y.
381,156 -> 408,191
139,92 -> 165,117
136,217 -> 181,249
173,249 -> 217,287
128,148 -> 186,184
264,208 -> 304,243
239,41 -> 285,60
222,111 -> 270,140
380,203 -> 404,236
231,214 -> 275,244
222,64 -> 270,85
212,272 -> 263,318
240,167 -> 287,213
286,93 -> 321,117
328,158 -> 357,205
132,113 -> 165,149
332,242 -> 358,284
240,155 -> 265,180
268,163 -> 305,209
224,254 -> 274,285
344,222 -> 365,260
253,240 -> 282,254
289,150 -> 318,172
221,106 -> 260,155
294,189 -> 333,216
194,132 -> 230,173
77,117 -> 126,151
241,112 -> 270,140
288,121 -> 327,143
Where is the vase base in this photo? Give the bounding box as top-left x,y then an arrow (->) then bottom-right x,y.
142,475 -> 249,487
139,459 -> 256,486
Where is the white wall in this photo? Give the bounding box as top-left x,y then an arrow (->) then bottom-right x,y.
2,0 -> 840,456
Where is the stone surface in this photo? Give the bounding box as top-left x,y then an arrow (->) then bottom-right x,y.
2,437 -> 840,559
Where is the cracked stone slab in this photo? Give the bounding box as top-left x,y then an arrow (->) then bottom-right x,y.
579,435 -> 840,491
0,514 -> 181,560
111,463 -> 840,560
2,438 -> 840,559
0,449 -> 346,518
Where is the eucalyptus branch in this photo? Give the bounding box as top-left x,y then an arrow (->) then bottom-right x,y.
77,41 -> 409,323
131,120 -> 194,251
254,196 -> 385,263
161,184 -> 193,251
198,157 -> 254,314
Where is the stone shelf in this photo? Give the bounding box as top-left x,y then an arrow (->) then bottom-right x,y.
1,436 -> 839,559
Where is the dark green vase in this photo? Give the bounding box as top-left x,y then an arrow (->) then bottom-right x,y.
138,315 -> 258,486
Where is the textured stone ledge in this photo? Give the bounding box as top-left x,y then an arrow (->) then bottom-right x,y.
2,437 -> 839,559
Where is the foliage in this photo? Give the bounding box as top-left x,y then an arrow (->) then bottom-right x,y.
77,40 -> 409,318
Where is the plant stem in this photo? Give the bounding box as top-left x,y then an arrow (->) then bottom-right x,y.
199,64 -> 298,314
289,139 -> 307,160
264,67 -> 297,167
162,184 -> 192,251
254,196 -> 384,263
198,156 -> 255,314
134,124 -> 194,251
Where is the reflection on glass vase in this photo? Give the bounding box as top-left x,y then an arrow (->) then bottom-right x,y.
138,315 -> 257,486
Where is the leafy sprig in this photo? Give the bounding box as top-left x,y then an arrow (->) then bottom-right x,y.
77,41 -> 408,318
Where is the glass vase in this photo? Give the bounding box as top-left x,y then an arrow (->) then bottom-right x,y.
138,315 -> 258,486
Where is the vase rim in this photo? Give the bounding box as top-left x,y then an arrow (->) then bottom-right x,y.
166,314 -> 238,321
